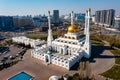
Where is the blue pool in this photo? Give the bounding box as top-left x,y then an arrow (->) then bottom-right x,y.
8,72 -> 33,80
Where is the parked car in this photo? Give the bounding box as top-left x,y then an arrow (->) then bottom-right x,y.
1,59 -> 6,62
9,55 -> 16,60
3,56 -> 9,60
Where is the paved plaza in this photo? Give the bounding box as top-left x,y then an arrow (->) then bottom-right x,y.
0,49 -> 69,80
90,41 -> 115,75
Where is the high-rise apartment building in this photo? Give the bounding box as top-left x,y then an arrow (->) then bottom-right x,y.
75,13 -> 85,21
114,17 -> 120,30
53,10 -> 59,24
33,15 -> 47,27
0,16 -> 14,31
95,9 -> 115,27
13,16 -> 34,28
95,11 -> 101,23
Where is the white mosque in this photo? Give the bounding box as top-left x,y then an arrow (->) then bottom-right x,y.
31,9 -> 91,70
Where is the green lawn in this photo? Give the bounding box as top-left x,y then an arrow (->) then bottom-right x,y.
111,49 -> 120,56
102,49 -> 120,79
102,65 -> 120,80
111,49 -> 120,64
91,40 -> 104,46
115,58 -> 120,65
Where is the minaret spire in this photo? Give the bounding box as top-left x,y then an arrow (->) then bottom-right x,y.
83,8 -> 91,58
71,11 -> 74,25
47,11 -> 53,46
84,10 -> 88,34
48,11 -> 51,31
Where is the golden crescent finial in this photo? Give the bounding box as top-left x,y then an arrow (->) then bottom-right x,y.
48,10 -> 50,14
86,8 -> 91,13
88,8 -> 91,12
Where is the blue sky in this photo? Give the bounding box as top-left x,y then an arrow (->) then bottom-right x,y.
0,0 -> 119,16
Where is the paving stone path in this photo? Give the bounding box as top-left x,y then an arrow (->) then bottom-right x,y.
90,41 -> 115,80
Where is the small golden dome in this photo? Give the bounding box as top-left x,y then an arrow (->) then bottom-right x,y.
68,24 -> 80,33
86,8 -> 91,13
88,8 -> 91,12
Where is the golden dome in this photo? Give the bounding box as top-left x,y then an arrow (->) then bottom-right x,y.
68,24 -> 80,33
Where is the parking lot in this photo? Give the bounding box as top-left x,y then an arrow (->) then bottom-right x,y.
0,45 -> 25,63
0,46 -> 9,54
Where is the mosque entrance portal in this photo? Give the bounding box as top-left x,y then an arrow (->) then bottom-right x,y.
45,55 -> 49,62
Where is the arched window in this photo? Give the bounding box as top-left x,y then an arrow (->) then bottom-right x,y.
68,36 -> 71,39
72,37 -> 75,39
65,36 -> 67,38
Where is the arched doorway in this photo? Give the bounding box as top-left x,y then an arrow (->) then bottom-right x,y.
45,55 -> 49,62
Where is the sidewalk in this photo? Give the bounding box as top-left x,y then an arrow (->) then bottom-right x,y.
91,40 -> 115,80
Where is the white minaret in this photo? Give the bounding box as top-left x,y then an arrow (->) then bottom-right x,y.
47,11 -> 53,46
71,11 -> 74,25
83,8 -> 91,58
84,11 -> 88,34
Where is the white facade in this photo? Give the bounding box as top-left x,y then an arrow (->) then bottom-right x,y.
91,16 -> 95,23
31,9 -> 91,70
12,36 -> 46,48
